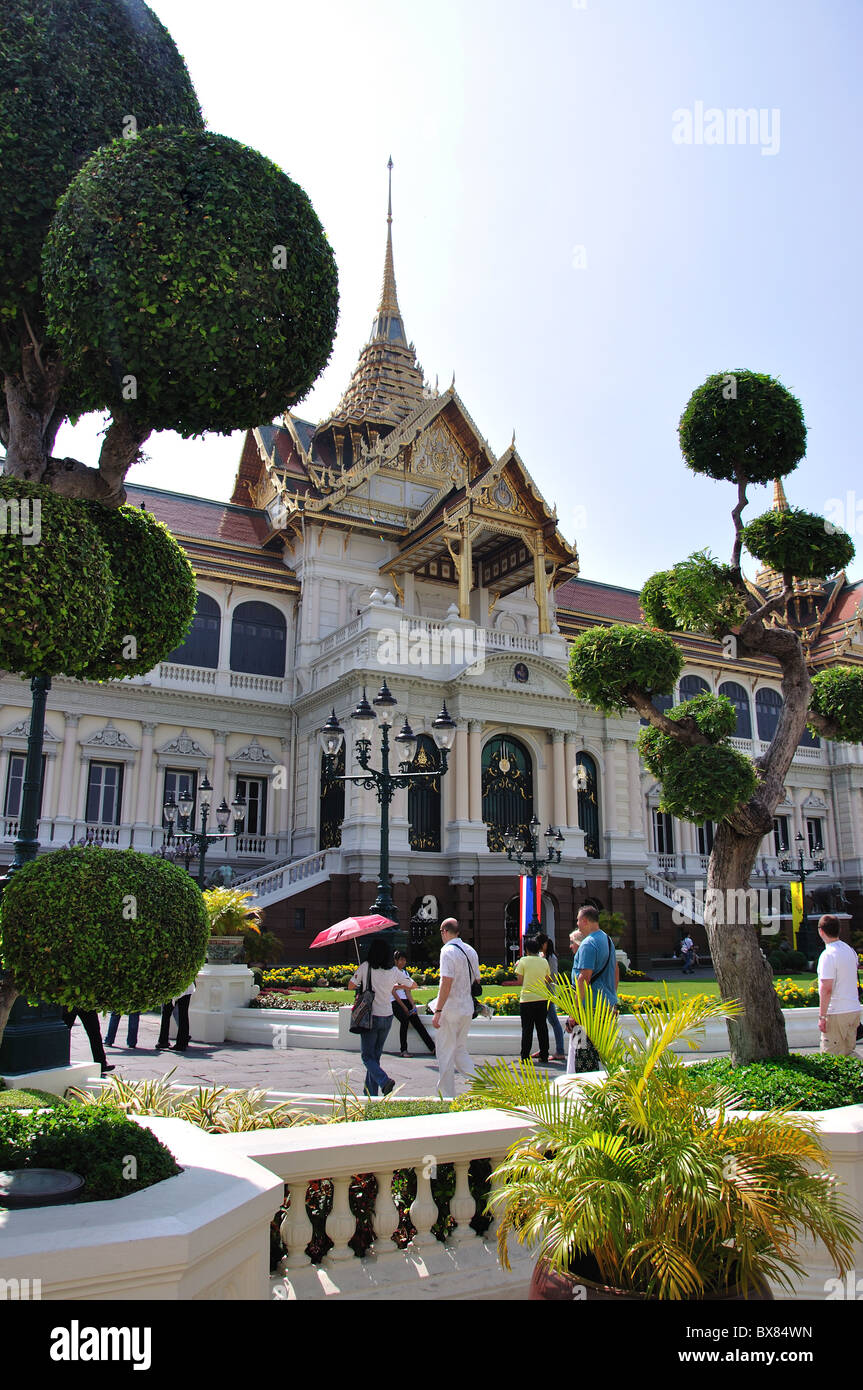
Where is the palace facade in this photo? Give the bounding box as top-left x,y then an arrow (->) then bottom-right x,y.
3,188 -> 863,965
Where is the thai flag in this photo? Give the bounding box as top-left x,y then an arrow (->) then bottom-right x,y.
519,875 -> 541,944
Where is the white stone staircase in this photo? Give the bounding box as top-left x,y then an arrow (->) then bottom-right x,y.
643,870 -> 705,925
231,848 -> 333,908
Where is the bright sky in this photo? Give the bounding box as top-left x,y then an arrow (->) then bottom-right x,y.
56,0 -> 863,591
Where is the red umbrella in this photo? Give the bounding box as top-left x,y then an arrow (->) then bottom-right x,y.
309,914 -> 397,961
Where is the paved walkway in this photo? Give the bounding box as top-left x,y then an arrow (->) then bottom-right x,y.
69,1011 -> 497,1100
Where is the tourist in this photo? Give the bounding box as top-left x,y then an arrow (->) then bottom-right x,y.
680,933 -> 696,975
62,1008 -> 113,1078
349,935 -> 400,1096
537,934 -> 566,1061
105,1011 -> 140,1049
392,949 -> 435,1057
565,929 -> 590,1073
433,918 -> 479,1099
567,905 -> 620,1072
816,914 -> 860,1056
514,935 -> 551,1064
156,981 -> 195,1053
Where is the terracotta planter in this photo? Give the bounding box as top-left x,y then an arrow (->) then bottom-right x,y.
530,1258 -> 774,1302
206,936 -> 245,965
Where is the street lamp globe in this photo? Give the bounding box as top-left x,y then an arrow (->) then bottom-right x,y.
215,799 -> 231,833
431,703 -> 457,751
231,791 -> 246,826
318,709 -> 346,759
373,679 -> 398,727
395,720 -> 418,766
199,776 -> 213,811
177,785 -> 194,819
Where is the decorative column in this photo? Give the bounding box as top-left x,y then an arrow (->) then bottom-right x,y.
551,730 -> 567,829
532,533 -> 550,635
133,721 -> 156,847
602,740 -> 618,834
277,736 -> 290,840
212,730 -> 227,799
454,726 -> 469,822
54,713 -> 80,835
565,734 -> 579,829
468,721 -> 483,822
627,742 -> 643,837
458,521 -> 473,621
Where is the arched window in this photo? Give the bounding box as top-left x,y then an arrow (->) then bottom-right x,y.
679,674 -> 710,701
719,681 -> 752,740
319,745 -> 345,850
230,601 -> 286,677
482,735 -> 533,853
167,592 -> 220,668
408,735 -> 441,852
755,687 -> 783,742
576,752 -> 600,858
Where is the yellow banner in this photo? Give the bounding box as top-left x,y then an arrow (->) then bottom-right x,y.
790,881 -> 804,949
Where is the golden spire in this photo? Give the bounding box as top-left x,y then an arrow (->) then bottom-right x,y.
772,477 -> 789,511
320,157 -> 426,434
377,156 -> 400,318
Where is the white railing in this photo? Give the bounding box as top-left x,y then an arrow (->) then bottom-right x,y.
235,848 -> 333,903
317,610 -> 543,663
644,870 -> 705,922
218,1111 -> 536,1300
656,853 -> 678,872
158,662 -> 218,687
484,630 -> 541,653
230,672 -> 284,695
320,616 -> 363,655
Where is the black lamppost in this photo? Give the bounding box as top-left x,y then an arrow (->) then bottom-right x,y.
503,816 -> 564,935
779,833 -> 825,957
319,683 -> 456,944
163,777 -> 246,888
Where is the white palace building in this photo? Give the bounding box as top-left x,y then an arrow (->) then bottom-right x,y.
2,193 -> 863,965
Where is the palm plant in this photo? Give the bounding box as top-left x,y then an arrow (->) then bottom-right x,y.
471,980 -> 858,1299
69,1070 -> 322,1131
201,886 -> 263,938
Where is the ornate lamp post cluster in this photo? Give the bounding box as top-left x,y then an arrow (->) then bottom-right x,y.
163,776 -> 246,888
503,816 -> 565,935
778,832 -> 825,956
319,681 -> 456,934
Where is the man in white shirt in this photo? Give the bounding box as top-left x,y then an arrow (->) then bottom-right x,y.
433,918 -> 479,1100
816,915 -> 861,1056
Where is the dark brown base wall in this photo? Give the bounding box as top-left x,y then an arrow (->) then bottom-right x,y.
263,873 -> 710,970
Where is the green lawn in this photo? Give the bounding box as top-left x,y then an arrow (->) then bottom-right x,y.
264,975 -> 817,1006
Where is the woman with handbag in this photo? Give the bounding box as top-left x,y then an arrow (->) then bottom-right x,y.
349,935 -> 402,1097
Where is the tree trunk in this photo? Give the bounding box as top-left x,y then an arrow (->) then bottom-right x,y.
0,974 -> 19,1052
705,822 -> 788,1063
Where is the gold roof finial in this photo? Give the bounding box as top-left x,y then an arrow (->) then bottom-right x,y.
377,155 -> 400,319
773,477 -> 789,511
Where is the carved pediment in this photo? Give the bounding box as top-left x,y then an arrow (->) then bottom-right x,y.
2,719 -> 59,743
157,728 -> 209,758
230,737 -> 275,765
82,721 -> 137,751
411,420 -> 466,482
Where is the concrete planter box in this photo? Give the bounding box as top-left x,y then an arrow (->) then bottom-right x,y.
0,1115 -> 283,1300
223,1004 -> 826,1056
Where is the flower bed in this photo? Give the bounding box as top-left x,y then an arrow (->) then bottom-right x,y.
261,963 -> 516,990
251,993 -> 341,1012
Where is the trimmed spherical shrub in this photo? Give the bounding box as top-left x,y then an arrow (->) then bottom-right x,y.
0,479 -> 114,677
742,507 -> 855,580
640,552 -> 748,637
809,668 -> 863,743
0,1106 -> 179,1201
0,0 -> 202,353
43,128 -> 339,434
80,503 -> 196,679
678,371 -> 806,485
0,846 -> 209,1012
638,693 -> 738,783
658,743 -> 758,822
639,570 -> 678,630
568,624 -> 682,715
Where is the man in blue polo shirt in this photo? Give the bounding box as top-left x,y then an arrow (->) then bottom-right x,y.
572,904 -> 619,1011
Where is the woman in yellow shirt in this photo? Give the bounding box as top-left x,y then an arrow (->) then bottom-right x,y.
514,935 -> 551,1064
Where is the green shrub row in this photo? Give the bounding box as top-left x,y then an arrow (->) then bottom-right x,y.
685,1053 -> 863,1112
0,1106 -> 180,1200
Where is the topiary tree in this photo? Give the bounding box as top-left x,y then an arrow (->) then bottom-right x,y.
0,2 -> 338,1059
1,0 -> 338,503
568,369 -> 863,1064
0,847 -> 209,1020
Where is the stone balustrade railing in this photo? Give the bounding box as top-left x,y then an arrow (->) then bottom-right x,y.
218,1109 -> 537,1300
